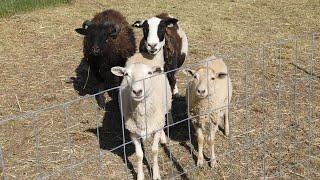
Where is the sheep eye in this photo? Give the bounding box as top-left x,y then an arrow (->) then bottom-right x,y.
123,72 -> 128,76
211,77 -> 215,80
148,71 -> 152,75
193,75 -> 197,79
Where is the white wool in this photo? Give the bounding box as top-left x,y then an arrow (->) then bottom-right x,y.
146,17 -> 162,45
186,58 -> 232,129
120,57 -> 172,138
177,27 -> 188,56
126,51 -> 164,67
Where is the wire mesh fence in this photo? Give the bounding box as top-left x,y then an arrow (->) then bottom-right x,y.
0,32 -> 319,179
0,0 -> 71,18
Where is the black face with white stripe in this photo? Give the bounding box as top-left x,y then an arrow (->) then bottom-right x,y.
133,17 -> 178,55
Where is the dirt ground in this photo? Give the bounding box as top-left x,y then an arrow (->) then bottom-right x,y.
0,0 -> 320,179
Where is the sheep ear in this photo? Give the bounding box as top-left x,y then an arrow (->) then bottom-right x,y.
164,18 -> 178,27
75,20 -> 92,35
182,68 -> 195,76
217,72 -> 228,79
111,66 -> 126,77
75,28 -> 87,35
132,20 -> 145,28
152,66 -> 163,74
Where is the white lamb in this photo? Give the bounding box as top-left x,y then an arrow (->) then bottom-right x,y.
111,61 -> 172,180
184,58 -> 232,168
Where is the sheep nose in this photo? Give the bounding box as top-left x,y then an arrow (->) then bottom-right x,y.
197,89 -> 206,94
133,89 -> 143,96
91,46 -> 100,54
148,43 -> 157,48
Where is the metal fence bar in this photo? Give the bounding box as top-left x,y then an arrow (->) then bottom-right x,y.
119,88 -> 130,180
276,43 -> 283,177
142,79 -> 153,179
306,33 -> 316,178
261,44 -> 267,179
226,56 -> 233,179
293,38 -> 298,168
63,105 -> 75,179
32,114 -> 42,179
205,60 -> 216,180
206,60 -> 211,168
227,59 -> 232,179
164,71 -> 174,178
244,49 -> 249,178
0,146 -> 7,180
186,67 -> 194,163
92,97 -> 103,179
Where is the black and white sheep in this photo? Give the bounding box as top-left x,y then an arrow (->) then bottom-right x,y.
111,60 -> 172,180
75,9 -> 136,107
184,58 -> 232,168
133,13 -> 188,96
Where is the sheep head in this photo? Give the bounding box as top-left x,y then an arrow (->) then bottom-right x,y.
184,67 -> 227,99
132,17 -> 178,55
111,63 -> 163,101
75,20 -> 120,56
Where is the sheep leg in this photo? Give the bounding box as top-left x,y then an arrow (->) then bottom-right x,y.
167,73 -> 178,96
224,109 -> 230,136
196,127 -> 204,167
90,66 -> 106,109
209,114 -> 222,168
131,133 -> 144,180
152,132 -> 161,180
160,130 -> 167,145
173,84 -> 179,95
96,82 -> 106,109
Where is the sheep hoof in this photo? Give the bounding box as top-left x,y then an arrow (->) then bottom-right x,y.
210,159 -> 217,168
97,101 -> 106,110
160,136 -> 167,145
98,102 -> 106,110
137,174 -> 144,180
222,127 -> 229,136
152,176 -> 161,180
197,159 -> 204,167
96,94 -> 107,110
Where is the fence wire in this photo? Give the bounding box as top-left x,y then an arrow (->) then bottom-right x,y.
0,32 -> 319,179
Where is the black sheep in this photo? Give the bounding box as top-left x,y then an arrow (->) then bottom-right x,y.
75,9 -> 136,108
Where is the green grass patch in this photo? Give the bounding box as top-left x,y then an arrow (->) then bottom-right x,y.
0,0 -> 71,18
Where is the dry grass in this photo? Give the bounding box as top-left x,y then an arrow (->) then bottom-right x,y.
0,0 -> 320,179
